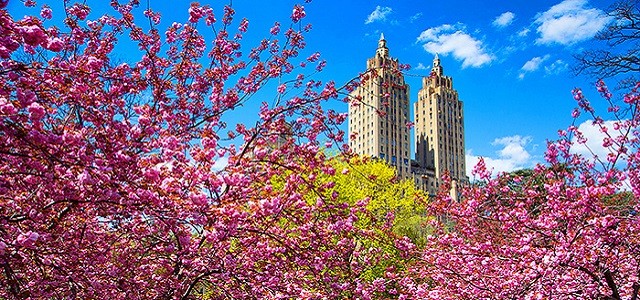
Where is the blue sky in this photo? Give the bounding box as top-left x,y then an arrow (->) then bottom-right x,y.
8,0 -> 620,175
298,0 -> 617,175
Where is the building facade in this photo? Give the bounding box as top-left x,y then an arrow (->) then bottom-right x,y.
348,33 -> 412,178
414,54 -> 467,193
348,35 -> 467,196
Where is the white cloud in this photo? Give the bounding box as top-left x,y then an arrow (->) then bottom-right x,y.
545,59 -> 569,75
522,55 -> 550,71
493,12 -> 515,27
534,0 -> 612,45
416,24 -> 494,68
518,55 -> 550,79
466,135 -> 533,176
570,119 -> 627,161
212,156 -> 229,171
414,62 -> 428,70
365,6 -> 392,24
410,12 -> 423,23
568,120 -> 633,190
518,28 -> 530,37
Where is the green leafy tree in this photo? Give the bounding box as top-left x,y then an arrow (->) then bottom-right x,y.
321,156 -> 431,246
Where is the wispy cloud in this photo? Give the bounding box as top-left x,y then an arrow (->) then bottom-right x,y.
518,28 -> 530,37
410,12 -> 423,23
365,6 -> 393,24
466,135 -> 534,176
416,23 -> 493,68
518,55 -> 550,79
545,59 -> 569,75
535,0 -> 611,45
493,12 -> 515,27
414,62 -> 428,70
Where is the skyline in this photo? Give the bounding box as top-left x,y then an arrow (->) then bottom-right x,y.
7,0 -> 622,176
308,0 -> 617,177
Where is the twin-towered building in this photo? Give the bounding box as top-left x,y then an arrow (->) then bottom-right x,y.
348,34 -> 467,196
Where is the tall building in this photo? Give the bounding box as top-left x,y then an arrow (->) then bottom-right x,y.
348,35 -> 467,196
415,54 -> 467,191
348,33 -> 412,178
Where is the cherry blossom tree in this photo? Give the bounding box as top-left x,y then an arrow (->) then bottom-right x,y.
0,0 -> 402,298
394,82 -> 640,299
6,0 -> 640,299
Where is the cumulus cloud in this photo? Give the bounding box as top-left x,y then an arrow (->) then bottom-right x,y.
365,6 -> 392,24
535,0 -> 612,45
518,55 -> 550,79
416,24 -> 494,68
570,119 -> 627,161
466,135 -> 534,176
493,12 -> 515,27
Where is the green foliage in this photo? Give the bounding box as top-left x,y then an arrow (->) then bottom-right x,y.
259,154 -> 430,288
321,156 -> 431,246
313,156 -> 431,284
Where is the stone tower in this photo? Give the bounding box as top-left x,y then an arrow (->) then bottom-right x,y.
348,34 -> 412,178
414,54 -> 467,191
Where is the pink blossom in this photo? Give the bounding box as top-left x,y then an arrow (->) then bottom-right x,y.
68,3 -> 90,20
277,83 -> 287,94
86,56 -> 102,70
307,52 -> 320,62
291,5 -> 306,23
238,18 -> 249,33
270,22 -> 281,35
0,97 -> 17,115
188,3 -> 203,23
45,37 -> 64,52
28,102 -> 45,121
40,5 -> 53,19
571,108 -> 580,118
20,25 -> 47,46
16,231 -> 39,248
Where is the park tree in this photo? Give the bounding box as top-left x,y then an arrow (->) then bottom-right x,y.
317,156 -> 431,247
391,82 -> 640,299
7,0 -> 640,299
574,0 -> 640,82
0,0 -> 406,298
250,154 -> 428,298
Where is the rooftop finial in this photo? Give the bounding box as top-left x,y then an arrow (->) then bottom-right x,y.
380,32 -> 385,41
434,52 -> 439,61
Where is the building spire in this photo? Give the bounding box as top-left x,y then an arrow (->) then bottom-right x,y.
377,32 -> 388,57
432,53 -> 443,75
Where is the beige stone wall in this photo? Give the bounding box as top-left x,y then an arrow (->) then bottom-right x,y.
348,34 -> 412,179
415,56 -> 467,190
